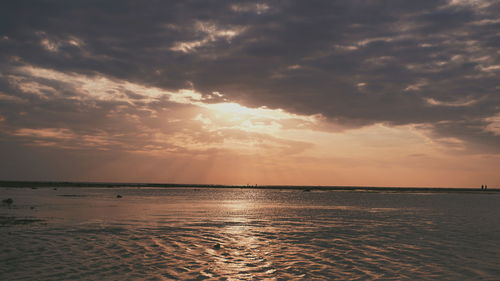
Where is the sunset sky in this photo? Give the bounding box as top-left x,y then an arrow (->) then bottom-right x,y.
1,1 -> 499,187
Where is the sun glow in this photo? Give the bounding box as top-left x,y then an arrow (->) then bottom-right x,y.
201,102 -> 314,121
204,102 -> 254,115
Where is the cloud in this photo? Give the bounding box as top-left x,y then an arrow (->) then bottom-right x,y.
0,64 -> 318,159
1,0 -> 500,184
170,21 -> 247,53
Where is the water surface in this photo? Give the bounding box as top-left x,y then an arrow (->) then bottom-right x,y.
1,187 -> 499,280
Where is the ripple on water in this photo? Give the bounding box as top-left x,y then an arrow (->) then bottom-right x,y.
1,189 -> 499,280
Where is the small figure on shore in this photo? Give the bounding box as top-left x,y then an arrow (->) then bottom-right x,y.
116,194 -> 123,198
481,185 -> 484,190
485,185 -> 488,190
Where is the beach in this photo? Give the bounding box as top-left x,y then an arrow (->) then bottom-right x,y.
1,186 -> 499,280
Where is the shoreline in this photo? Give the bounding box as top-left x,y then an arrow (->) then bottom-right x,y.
0,180 -> 497,193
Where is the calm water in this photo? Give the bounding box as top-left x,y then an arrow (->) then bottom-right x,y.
1,187 -> 499,280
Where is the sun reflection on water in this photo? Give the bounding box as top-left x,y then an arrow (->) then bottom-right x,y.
205,191 -> 277,279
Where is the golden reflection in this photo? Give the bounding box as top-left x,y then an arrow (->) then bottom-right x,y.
208,191 -> 272,279
224,200 -> 252,212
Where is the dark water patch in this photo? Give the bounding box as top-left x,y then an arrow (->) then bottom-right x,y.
66,227 -> 127,234
0,216 -> 43,227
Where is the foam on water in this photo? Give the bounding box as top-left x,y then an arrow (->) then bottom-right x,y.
1,188 -> 499,280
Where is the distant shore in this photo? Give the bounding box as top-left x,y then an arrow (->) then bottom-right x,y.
0,180 -> 497,193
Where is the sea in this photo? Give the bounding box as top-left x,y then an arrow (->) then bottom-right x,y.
1,187 -> 499,280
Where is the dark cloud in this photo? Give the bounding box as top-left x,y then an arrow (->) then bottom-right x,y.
1,0 -> 499,155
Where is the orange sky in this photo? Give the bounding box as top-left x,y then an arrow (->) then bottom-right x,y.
2,66 -> 497,187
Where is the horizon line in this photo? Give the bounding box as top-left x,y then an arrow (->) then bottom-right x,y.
0,180 -> 497,192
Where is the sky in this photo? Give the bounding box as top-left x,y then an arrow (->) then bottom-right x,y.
0,0 -> 499,187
